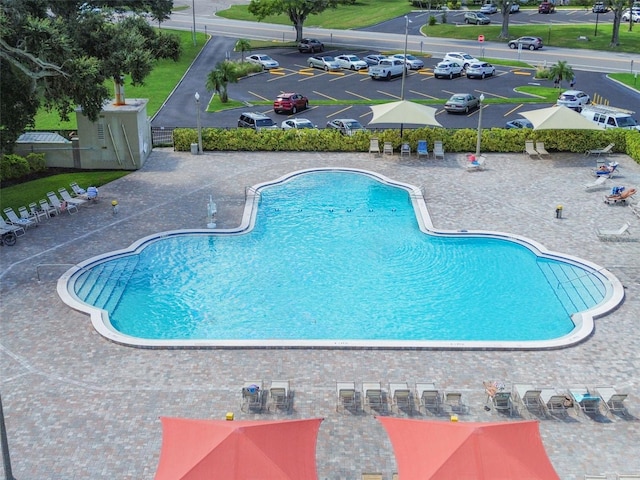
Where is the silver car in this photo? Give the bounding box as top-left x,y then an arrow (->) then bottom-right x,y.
335,54 -> 368,71
444,93 -> 480,114
326,118 -> 367,136
246,54 -> 279,69
281,118 -> 317,130
391,54 -> 424,70
307,55 -> 341,71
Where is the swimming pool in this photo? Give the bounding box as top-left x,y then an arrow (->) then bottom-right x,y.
58,168 -> 624,349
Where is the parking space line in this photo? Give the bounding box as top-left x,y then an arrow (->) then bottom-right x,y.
475,90 -> 507,99
247,91 -> 271,102
378,91 -> 401,100
504,104 -> 525,117
268,68 -> 286,76
327,106 -> 354,118
314,91 -> 337,101
409,90 -> 439,100
268,71 -> 309,82
345,90 -> 371,101
512,70 -> 532,76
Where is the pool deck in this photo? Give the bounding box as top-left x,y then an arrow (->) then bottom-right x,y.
1,149 -> 639,479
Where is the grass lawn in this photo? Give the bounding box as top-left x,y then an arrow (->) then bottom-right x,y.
0,171 -> 130,213
34,30 -> 208,131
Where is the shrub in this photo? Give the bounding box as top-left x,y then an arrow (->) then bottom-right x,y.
25,153 -> 46,173
0,154 -> 30,182
429,15 -> 438,26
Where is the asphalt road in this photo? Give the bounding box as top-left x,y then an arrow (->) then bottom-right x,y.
151,9 -> 640,129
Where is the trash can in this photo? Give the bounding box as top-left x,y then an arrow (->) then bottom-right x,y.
190,143 -> 199,155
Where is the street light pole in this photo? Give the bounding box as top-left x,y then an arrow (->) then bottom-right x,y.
475,94 -> 485,157
195,92 -> 202,154
400,15 -> 409,100
191,0 -> 196,46
0,394 -> 15,480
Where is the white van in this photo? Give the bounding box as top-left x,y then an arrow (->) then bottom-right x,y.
580,105 -> 640,131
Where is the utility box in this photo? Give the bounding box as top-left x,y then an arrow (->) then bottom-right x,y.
75,98 -> 152,170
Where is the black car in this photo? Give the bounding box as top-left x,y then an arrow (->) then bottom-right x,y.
298,38 -> 324,53
505,119 -> 534,129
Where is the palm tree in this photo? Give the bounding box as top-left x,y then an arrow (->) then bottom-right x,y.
235,39 -> 251,62
206,61 -> 239,103
548,60 -> 574,89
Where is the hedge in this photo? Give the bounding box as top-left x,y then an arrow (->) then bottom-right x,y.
0,153 -> 46,182
172,127 -> 640,163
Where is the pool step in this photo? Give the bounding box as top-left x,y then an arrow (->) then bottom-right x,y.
75,256 -> 139,312
537,260 -> 606,313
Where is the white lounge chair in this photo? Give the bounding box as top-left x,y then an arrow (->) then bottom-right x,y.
525,140 -> 540,158
584,175 -> 609,191
586,142 -> 615,157
363,381 -> 384,412
39,199 -> 57,218
383,142 -> 393,156
28,202 -> 48,223
241,380 -> 264,412
47,191 -> 78,215
513,384 -> 544,415
3,207 -> 36,229
368,138 -> 380,155
584,475 -> 607,480
416,382 -> 442,414
569,386 -> 601,414
0,217 -> 26,237
389,381 -> 412,413
536,141 -> 550,156
540,388 -> 572,415
417,140 -> 429,159
336,381 -> 358,412
58,187 -> 87,206
433,140 -> 445,159
596,222 -> 632,241
466,155 -> 486,171
444,391 -> 465,414
400,143 -> 411,157
268,380 -> 290,412
595,386 -> 628,414
70,182 -> 87,197
617,474 -> 640,479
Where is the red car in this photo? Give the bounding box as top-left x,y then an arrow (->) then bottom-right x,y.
273,93 -> 309,114
538,2 -> 555,13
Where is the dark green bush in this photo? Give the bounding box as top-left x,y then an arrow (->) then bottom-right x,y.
0,154 -> 30,182
25,153 -> 46,173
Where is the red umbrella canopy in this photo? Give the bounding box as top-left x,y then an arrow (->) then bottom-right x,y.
155,417 -> 324,480
377,417 -> 559,480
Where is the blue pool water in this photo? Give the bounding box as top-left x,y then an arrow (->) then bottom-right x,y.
69,170 -> 610,345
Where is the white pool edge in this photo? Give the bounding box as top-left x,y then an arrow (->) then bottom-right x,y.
57,167 -> 625,350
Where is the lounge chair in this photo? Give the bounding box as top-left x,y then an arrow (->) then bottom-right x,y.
466,155 -> 486,171
39,199 -> 57,218
368,138 -> 380,155
444,391 -> 465,414
596,222 -> 632,241
584,475 -> 607,480
241,381 -> 264,412
383,142 -> 393,156
417,140 -> 429,159
617,475 -> 640,479
569,386 -> 601,414
535,141 -> 550,156
0,217 -> 26,237
416,382 -> 441,414
268,380 -> 291,412
389,381 -> 412,413
400,142 -> 411,157
363,381 -> 384,412
604,187 -> 636,205
70,182 -> 88,197
584,175 -> 609,191
586,142 -> 615,157
513,384 -> 544,415
492,391 -> 514,416
3,207 -> 36,229
48,191 -> 79,214
630,202 -> 640,219
433,140 -> 444,160
594,161 -> 619,178
58,188 -> 87,206
525,140 -> 540,158
28,202 -> 48,223
595,386 -> 628,414
540,388 -> 572,415
336,381 -> 358,412
18,206 -> 38,224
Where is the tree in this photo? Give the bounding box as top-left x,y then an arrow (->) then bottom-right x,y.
206,61 -> 240,103
497,0 -> 512,40
548,60 -> 574,88
608,0 -> 632,45
235,38 -> 251,62
0,0 -> 180,153
248,0 -> 355,42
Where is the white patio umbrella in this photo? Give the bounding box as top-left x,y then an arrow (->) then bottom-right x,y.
519,105 -> 604,130
368,100 -> 442,136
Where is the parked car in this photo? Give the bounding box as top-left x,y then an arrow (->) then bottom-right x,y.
246,54 -> 279,70
505,118 -> 533,129
464,11 -> 491,24
480,3 -> 498,14
298,38 -> 324,53
466,62 -> 496,79
368,58 -> 406,80
621,9 -> 640,21
508,36 -> 543,50
538,2 -> 555,13
281,118 -> 317,130
363,54 -> 387,66
237,112 -> 279,131
307,55 -> 341,71
592,2 -> 608,13
326,118 -> 367,136
444,94 -> 481,114
391,54 -> 424,70
510,3 -> 520,12
335,54 -> 368,71
443,52 -> 478,69
556,90 -> 591,110
273,93 -> 309,114
433,61 -> 464,79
